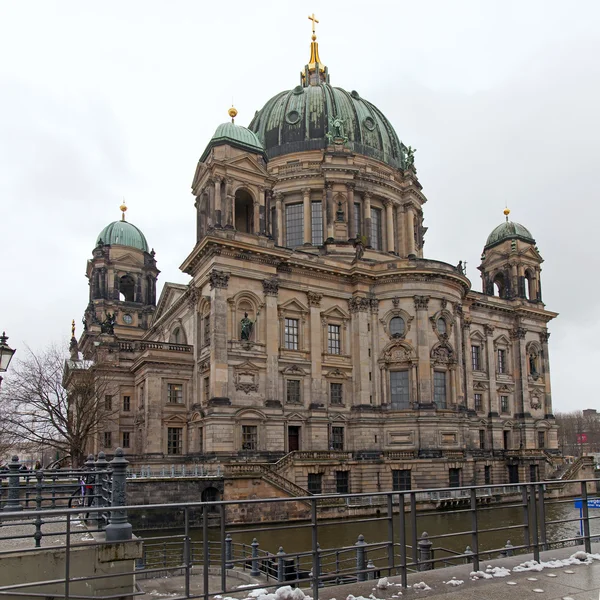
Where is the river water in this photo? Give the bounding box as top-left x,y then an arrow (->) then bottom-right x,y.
138,497 -> 599,564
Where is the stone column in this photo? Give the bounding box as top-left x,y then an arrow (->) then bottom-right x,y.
370,299 -> 380,404
347,183 -> 356,240
307,291 -> 323,404
384,199 -> 394,253
214,176 -> 222,228
414,296 -> 432,404
363,192 -> 372,247
396,204 -> 405,256
258,187 -> 266,235
406,205 -> 416,256
484,325 -> 497,414
303,187 -> 312,245
209,270 -> 230,401
455,308 -> 468,407
275,193 -> 284,246
195,196 -> 202,242
326,182 -> 334,241
265,188 -> 272,237
253,200 -> 260,235
348,296 -> 372,406
512,327 -> 528,443
263,279 -> 280,402
225,177 -> 234,229
540,330 -> 552,415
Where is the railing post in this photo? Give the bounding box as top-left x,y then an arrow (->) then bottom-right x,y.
387,493 -> 395,576
105,448 -> 132,541
4,456 -> 22,512
464,546 -> 473,564
355,534 -> 367,581
94,452 -> 109,529
366,559 -> 375,580
417,532 -> 433,571
581,480 -> 591,553
250,538 -> 260,576
225,533 -> 234,569
34,470 -> 43,547
83,454 -> 95,519
505,540 -> 514,557
469,487 -> 479,572
277,546 -> 286,582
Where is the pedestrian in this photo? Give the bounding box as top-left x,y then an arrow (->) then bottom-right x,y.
34,460 -> 42,470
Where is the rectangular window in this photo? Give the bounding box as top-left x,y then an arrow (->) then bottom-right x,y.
392,469 -> 411,491
433,371 -> 447,408
284,318 -> 299,350
330,382 -> 343,405
336,471 -> 349,494
498,349 -> 507,374
203,315 -> 210,345
285,203 -> 304,248
484,465 -> 491,485
122,431 -> 130,448
104,395 -> 112,411
167,383 -> 183,403
242,425 -> 257,451
203,377 -> 210,401
474,393 -> 483,412
167,427 -> 183,455
123,396 -> 131,412
311,201 -> 323,245
503,430 -> 510,449
286,379 -> 301,404
471,345 -> 481,371
501,395 -> 509,414
307,473 -> 322,494
354,203 -> 362,236
390,371 -> 410,409
449,468 -> 461,488
479,430 -> 486,449
103,431 -> 112,448
327,324 -> 341,354
370,207 -> 382,250
331,426 -> 344,451
537,430 -> 545,448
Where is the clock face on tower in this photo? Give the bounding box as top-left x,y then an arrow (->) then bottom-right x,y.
123,314 -> 133,325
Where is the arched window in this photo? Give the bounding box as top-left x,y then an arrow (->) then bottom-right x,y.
389,317 -> 405,337
493,273 -> 505,298
119,274 -> 135,302
201,487 -> 220,502
234,189 -> 254,233
524,270 -> 535,300
171,328 -> 181,344
437,318 -> 447,335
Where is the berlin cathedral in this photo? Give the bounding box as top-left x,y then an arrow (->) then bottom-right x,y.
70,19 -> 559,495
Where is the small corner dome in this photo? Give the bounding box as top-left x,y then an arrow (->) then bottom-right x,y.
484,221 -> 535,249
96,220 -> 149,252
200,121 -> 265,162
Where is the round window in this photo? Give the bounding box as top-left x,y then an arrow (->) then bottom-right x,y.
285,110 -> 301,125
437,318 -> 447,334
389,316 -> 405,337
363,117 -> 376,131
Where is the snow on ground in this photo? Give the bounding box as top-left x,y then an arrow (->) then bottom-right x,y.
443,577 -> 464,586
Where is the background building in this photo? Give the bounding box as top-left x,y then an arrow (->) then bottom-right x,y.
70,26 -> 559,492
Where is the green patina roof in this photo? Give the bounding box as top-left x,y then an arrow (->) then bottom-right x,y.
485,221 -> 535,249
200,122 -> 265,162
96,220 -> 149,252
248,84 -> 405,170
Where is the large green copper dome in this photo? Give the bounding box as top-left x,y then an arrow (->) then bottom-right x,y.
96,220 -> 149,252
485,221 -> 535,249
249,84 -> 406,170
200,121 -> 265,162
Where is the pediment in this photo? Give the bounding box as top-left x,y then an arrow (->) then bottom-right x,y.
154,283 -> 189,321
519,246 -> 543,262
330,414 -> 347,422
473,381 -> 488,391
321,305 -> 350,320
279,298 -> 309,314
226,154 -> 270,177
281,364 -> 308,376
470,330 -> 486,342
493,334 -> 511,347
325,368 -> 349,379
164,414 -> 188,424
286,412 -> 306,422
114,253 -> 142,268
235,408 -> 266,420
234,360 -> 262,373
190,411 -> 203,422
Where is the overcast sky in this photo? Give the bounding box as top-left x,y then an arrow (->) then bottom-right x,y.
1,1 -> 598,412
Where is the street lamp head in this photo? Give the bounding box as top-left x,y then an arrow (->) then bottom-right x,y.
0,332 -> 16,373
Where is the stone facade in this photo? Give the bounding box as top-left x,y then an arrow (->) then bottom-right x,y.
72,30 -> 559,496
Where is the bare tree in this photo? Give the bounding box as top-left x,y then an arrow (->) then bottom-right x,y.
0,344 -> 117,467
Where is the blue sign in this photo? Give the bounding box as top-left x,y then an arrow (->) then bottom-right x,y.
574,498 -> 600,509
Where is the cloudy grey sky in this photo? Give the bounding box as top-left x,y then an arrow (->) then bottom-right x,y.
1,1 -> 598,412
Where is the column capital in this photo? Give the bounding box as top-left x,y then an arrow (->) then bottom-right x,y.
274,192 -> 284,202
302,187 -> 311,197
213,175 -> 223,184
511,327 -> 527,340
209,269 -> 230,290
307,291 -> 322,307
262,278 -> 279,296
540,330 -> 550,343
348,296 -> 371,313
363,191 -> 372,200
346,182 -> 356,191
483,324 -> 495,336
383,198 -> 393,208
413,295 -> 430,311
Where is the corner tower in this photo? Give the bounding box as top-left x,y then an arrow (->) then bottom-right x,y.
81,203 -> 159,354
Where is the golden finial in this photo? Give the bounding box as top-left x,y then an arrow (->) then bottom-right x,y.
228,106 -> 238,123
503,207 -> 510,222
120,198 -> 128,221
71,319 -> 76,338
305,13 -> 325,81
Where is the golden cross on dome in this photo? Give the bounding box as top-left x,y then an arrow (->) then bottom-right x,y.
308,13 -> 319,38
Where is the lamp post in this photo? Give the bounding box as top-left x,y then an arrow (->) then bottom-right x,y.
0,332 -> 16,388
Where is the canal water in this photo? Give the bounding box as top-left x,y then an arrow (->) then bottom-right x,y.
137,497 -> 600,563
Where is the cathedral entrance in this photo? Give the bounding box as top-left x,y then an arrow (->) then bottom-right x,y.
235,190 -> 253,233
288,426 -> 300,452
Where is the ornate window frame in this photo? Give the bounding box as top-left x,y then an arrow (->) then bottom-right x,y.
493,334 -> 512,377
380,307 -> 414,340
430,308 -> 455,340
325,369 -> 349,407
199,297 -> 211,349
320,305 -> 350,356
379,338 -> 417,409
469,330 -> 486,373
281,364 -> 308,406
526,341 -> 543,381
278,298 -> 309,354
228,290 -> 264,345
234,408 -> 266,452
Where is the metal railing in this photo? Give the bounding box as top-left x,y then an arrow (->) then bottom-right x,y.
0,477 -> 598,599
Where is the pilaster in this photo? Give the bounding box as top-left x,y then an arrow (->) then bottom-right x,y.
263,278 -> 280,402
209,270 -> 230,401
348,296 -> 372,405
307,291 -> 323,404
414,295 -> 431,404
